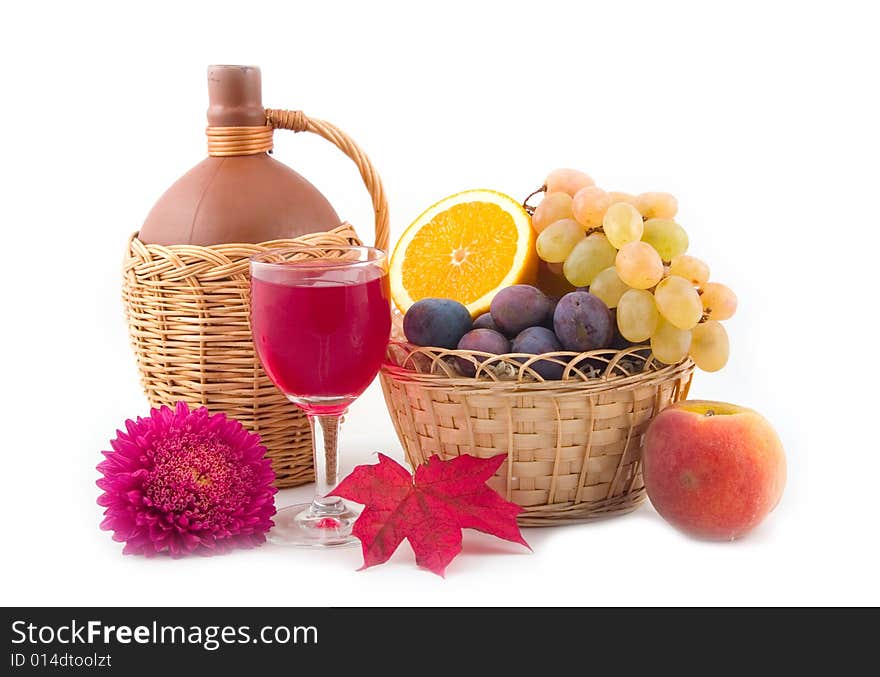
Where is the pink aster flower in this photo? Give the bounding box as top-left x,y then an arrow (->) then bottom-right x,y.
97,401 -> 277,557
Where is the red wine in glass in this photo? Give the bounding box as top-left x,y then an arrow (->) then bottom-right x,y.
250,246 -> 391,546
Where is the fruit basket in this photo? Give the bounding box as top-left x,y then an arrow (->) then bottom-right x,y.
381,166 -> 733,525
380,339 -> 695,525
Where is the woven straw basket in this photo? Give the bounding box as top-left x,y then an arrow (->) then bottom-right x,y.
123,110 -> 388,488
381,341 -> 695,525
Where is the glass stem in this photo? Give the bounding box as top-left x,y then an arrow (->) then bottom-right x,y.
308,412 -> 345,515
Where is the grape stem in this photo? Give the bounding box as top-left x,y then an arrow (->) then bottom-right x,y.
522,185 -> 546,215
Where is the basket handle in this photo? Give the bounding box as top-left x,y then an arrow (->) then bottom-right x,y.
265,109 -> 389,252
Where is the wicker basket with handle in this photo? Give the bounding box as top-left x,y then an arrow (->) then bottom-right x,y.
122,110 -> 389,488
380,341 -> 694,525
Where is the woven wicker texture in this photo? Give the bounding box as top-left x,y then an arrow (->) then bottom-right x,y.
123,110 -> 388,488
381,342 -> 694,525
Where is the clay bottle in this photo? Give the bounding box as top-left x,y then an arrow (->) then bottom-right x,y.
139,65 -> 340,245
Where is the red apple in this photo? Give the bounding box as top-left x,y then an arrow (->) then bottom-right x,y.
643,400 -> 786,540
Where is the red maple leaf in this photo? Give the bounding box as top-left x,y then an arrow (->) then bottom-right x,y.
329,453 -> 530,576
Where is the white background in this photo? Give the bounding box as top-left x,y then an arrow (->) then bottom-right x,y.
1,0 -> 878,606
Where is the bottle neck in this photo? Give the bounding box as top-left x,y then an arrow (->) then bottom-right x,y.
205,65 -> 272,157
206,65 -> 266,127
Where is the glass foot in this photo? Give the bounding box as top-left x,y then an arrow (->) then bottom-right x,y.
268,502 -> 360,548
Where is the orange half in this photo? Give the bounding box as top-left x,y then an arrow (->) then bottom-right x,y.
389,190 -> 537,315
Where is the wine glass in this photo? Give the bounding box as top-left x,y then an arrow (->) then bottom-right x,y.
250,245 -> 391,547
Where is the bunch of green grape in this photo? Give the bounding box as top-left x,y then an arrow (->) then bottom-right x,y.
531,168 -> 737,372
